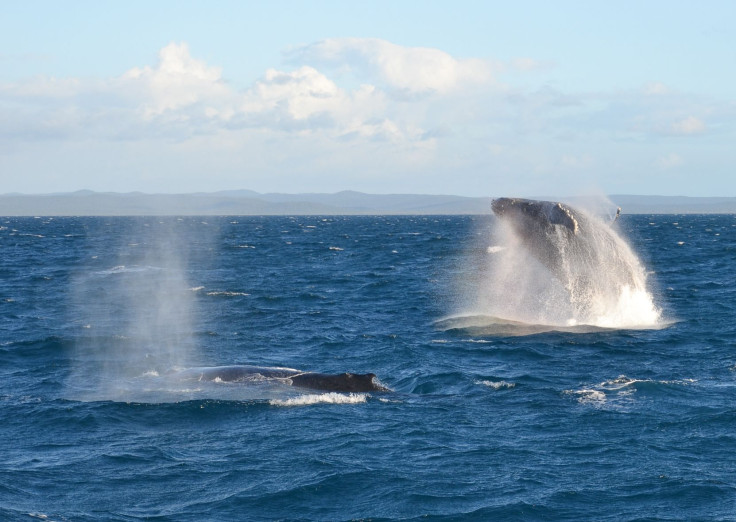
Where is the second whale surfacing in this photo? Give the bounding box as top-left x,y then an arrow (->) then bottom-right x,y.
172,365 -> 389,393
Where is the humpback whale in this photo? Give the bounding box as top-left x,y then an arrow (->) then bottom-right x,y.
172,365 -> 388,393
491,198 -> 641,306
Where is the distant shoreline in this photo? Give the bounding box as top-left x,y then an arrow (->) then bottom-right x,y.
1,190 -> 735,216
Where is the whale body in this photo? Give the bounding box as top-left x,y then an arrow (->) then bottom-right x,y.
172,365 -> 388,393
491,198 -> 643,308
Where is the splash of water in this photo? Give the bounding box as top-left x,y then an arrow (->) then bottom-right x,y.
269,393 -> 369,407
458,201 -> 662,330
67,218 -> 205,401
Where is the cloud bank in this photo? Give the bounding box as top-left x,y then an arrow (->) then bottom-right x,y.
0,38 -> 728,195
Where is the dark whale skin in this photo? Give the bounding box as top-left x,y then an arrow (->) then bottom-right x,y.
173,365 -> 388,393
491,197 -> 636,288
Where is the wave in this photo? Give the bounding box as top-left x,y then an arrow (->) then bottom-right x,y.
93,265 -> 164,276
565,375 -> 697,407
478,380 -> 516,390
269,392 -> 369,407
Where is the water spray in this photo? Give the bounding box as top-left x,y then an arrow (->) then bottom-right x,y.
457,198 -> 661,330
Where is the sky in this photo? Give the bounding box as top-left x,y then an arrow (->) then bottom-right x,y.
1,0 -> 734,197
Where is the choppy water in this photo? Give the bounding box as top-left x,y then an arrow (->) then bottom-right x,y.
1,214 -> 735,520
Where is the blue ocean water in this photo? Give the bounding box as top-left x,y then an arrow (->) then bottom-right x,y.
1,214 -> 735,521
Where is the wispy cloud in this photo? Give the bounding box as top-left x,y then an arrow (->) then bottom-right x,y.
656,153 -> 683,169
0,42 -> 430,146
1,39 -> 732,195
287,38 -> 497,96
670,116 -> 706,135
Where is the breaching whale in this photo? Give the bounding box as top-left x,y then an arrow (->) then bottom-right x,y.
172,365 -> 388,393
491,197 -> 640,299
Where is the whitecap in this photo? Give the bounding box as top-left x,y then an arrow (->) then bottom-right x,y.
600,375 -> 696,389
479,380 -> 515,390
568,389 -> 607,405
567,375 -> 696,408
269,392 -> 368,407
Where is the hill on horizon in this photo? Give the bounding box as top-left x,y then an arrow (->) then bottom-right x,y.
1,190 -> 735,216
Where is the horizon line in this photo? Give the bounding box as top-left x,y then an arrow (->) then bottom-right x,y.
2,189 -> 735,199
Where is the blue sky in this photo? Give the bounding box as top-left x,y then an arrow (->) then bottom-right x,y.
1,0 -> 734,196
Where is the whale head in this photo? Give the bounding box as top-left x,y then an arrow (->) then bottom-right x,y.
491,198 -> 579,235
491,197 -> 590,283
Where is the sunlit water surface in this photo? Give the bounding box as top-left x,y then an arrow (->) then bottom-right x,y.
1,214 -> 735,520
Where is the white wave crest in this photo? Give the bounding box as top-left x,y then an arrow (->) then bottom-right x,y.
570,389 -> 607,405
269,392 -> 368,407
599,375 -> 696,390
479,380 -> 516,390
566,375 -> 697,408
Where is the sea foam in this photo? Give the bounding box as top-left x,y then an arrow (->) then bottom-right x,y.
269,393 -> 369,407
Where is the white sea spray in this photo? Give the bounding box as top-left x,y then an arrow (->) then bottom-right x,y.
269,393 -> 368,407
456,199 -> 663,329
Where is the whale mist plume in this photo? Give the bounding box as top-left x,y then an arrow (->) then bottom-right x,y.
67,218 -> 207,401
450,198 -> 662,332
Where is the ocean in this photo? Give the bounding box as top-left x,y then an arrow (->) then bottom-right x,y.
1,213 -> 735,521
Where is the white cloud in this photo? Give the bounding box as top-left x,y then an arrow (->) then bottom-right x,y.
670,115 -> 706,135
289,38 -> 495,95
120,42 -> 232,117
3,39 -> 730,196
487,143 -> 507,156
643,82 -> 670,95
510,57 -> 548,72
0,42 -> 430,146
601,86 -> 716,140
656,153 -> 683,169
560,153 -> 593,169
237,65 -> 427,144
243,66 -> 343,123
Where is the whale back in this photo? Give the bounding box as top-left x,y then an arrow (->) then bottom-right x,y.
290,372 -> 386,392
173,365 -> 387,393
